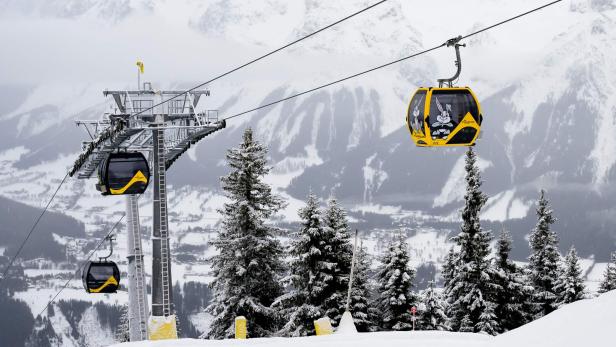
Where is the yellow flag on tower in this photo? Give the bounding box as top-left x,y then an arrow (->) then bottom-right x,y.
136,61 -> 144,74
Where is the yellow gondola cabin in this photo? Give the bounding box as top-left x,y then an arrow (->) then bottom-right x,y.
406,87 -> 482,147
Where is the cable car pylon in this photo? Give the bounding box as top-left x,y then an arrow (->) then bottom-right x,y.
69,65 -> 225,340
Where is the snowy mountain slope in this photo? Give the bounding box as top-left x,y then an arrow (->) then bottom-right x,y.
0,0 -> 429,221
192,0 -> 303,46
109,290 -> 616,347
281,1 -> 616,257
0,0 -> 613,263
0,0 -> 140,20
498,5 -> 616,187
0,194 -> 83,261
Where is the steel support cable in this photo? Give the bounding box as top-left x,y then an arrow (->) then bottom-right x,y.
222,0 -> 563,121
131,0 -> 390,118
0,111 -> 101,283
0,172 -> 70,284
36,213 -> 126,317
223,44 -> 445,120
460,0 -> 563,40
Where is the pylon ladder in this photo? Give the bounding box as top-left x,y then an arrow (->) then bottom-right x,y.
152,125 -> 173,317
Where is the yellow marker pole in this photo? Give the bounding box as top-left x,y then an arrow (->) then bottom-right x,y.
235,316 -> 247,339
314,317 -> 333,336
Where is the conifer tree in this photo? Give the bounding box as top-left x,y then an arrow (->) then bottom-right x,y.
555,246 -> 586,305
25,316 -> 60,347
115,304 -> 130,343
348,244 -> 375,332
441,248 -> 458,292
528,189 -> 561,317
598,252 -> 616,294
475,303 -> 499,336
418,281 -> 450,331
375,234 -> 417,331
492,230 -> 533,332
276,194 -> 332,336
206,128 -> 285,339
444,148 -> 498,334
321,197 -> 353,326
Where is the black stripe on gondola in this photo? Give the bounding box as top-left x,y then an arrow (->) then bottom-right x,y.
447,127 -> 477,145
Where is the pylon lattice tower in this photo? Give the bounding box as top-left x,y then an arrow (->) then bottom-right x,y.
70,82 -> 225,340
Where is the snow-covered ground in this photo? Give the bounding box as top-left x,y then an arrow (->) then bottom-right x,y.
113,331 -> 491,347
111,290 -> 616,347
494,289 -> 615,347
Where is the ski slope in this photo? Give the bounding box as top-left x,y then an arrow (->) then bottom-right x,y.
494,289 -> 615,347
111,290 -> 616,347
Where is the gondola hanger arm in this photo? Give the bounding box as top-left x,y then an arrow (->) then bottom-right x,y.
438,35 -> 466,88
99,236 -> 115,261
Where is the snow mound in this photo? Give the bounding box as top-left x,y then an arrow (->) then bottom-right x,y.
336,311 -> 357,335
494,290 -> 616,347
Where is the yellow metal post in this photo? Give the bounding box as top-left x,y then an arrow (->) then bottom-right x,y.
235,316 -> 247,339
148,315 -> 178,340
314,317 -> 333,336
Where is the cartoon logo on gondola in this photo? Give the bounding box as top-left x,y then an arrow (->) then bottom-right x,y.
410,95 -> 425,135
431,97 -> 454,139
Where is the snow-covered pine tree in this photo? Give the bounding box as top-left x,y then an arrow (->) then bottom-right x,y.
598,251 -> 616,293
375,234 -> 417,331
348,244 -> 375,332
440,247 -> 458,329
528,189 -> 561,317
205,128 -> 285,339
276,193 -> 332,337
441,247 -> 459,293
475,303 -> 499,336
25,316 -> 60,347
173,282 -> 184,338
492,229 -> 533,332
418,281 -> 449,331
321,197 -> 353,326
444,148 -> 498,335
114,304 -> 130,343
555,246 -> 586,306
